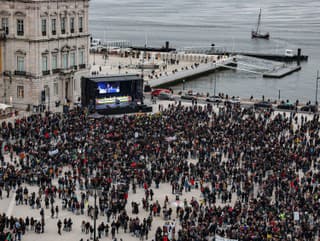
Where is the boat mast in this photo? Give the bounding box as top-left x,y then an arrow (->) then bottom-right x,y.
256,8 -> 261,33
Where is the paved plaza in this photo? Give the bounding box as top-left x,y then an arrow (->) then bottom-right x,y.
0,100 -> 209,241
0,99 -> 318,241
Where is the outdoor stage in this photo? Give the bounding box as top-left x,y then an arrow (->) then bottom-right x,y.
81,74 -> 152,115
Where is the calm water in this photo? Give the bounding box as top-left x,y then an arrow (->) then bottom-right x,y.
90,0 -> 320,102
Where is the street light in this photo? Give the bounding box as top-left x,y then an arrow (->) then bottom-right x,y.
103,50 -> 108,66
93,48 -> 96,66
93,188 -> 97,241
315,70 -> 320,107
91,177 -> 102,241
45,86 -> 50,111
214,74 -> 217,97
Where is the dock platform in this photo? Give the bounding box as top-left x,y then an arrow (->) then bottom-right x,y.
148,58 -> 236,88
263,66 -> 301,78
209,51 -> 308,62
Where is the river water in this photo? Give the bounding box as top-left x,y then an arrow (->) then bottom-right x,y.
90,0 -> 320,102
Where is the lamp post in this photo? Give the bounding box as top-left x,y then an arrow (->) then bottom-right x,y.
93,188 -> 97,241
45,86 -> 50,112
103,50 -> 108,66
91,177 -> 102,241
316,70 -> 320,107
214,74 -> 217,97
93,49 -> 96,66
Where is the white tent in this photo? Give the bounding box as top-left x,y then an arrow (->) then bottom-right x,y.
0,103 -> 13,111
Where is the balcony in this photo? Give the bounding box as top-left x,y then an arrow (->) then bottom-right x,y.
60,68 -> 73,74
52,30 -> 56,35
79,28 -> 83,33
3,71 -> 11,77
3,27 -> 8,35
0,29 -> 6,40
17,31 -> 24,36
42,70 -> 50,75
14,70 -> 27,76
52,68 -> 60,74
61,29 -> 65,34
79,64 -> 86,69
42,31 -> 46,36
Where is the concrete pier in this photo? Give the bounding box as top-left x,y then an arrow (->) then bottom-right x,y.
263,65 -> 301,78
209,51 -> 308,62
148,58 -> 236,88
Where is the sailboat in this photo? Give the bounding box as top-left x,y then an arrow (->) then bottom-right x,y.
251,8 -> 270,39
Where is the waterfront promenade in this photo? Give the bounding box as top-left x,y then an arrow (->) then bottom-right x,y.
89,52 -> 233,88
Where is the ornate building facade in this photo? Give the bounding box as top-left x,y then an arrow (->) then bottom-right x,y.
0,0 -> 90,109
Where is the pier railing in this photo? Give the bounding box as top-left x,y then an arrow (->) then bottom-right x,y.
101,40 -> 132,48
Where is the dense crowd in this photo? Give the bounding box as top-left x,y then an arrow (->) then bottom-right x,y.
0,102 -> 319,241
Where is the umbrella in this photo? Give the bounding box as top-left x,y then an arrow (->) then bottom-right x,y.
171,201 -> 183,207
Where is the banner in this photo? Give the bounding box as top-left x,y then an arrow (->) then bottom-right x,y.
215,235 -> 238,241
49,149 -> 59,156
165,136 -> 177,142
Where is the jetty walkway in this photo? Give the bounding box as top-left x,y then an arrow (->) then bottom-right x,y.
148,57 -> 235,88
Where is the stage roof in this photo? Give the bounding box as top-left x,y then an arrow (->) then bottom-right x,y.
85,74 -> 142,83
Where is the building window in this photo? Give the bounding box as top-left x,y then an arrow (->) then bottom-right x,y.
79,16 -> 83,32
61,17 -> 66,34
17,86 -> 24,98
54,82 -> 58,96
70,17 -> 74,33
17,56 -> 25,71
52,54 -> 58,70
62,53 -> 68,69
17,19 -> 24,36
42,55 -> 50,75
1,18 -> 9,35
70,52 -> 76,67
79,50 -> 85,68
51,19 -> 56,35
41,19 -> 47,36
42,55 -> 48,71
79,51 -> 84,64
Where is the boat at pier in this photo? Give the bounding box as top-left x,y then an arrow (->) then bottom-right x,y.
251,9 -> 270,39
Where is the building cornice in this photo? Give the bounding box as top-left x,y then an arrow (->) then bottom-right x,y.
0,10 -> 11,16
0,0 -> 89,3
5,34 -> 90,43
